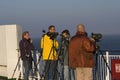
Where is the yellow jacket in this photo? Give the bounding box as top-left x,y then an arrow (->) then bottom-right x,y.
41,34 -> 59,60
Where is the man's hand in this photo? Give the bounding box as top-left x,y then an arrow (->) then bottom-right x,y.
30,38 -> 33,43
54,54 -> 58,60
90,38 -> 95,42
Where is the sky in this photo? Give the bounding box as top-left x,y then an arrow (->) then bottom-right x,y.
0,0 -> 120,38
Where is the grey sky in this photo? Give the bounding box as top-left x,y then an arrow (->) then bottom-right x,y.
0,0 -> 120,38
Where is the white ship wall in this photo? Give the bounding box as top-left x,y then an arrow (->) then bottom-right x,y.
0,24 -> 22,79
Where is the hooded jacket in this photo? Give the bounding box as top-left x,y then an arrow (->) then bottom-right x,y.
41,34 -> 58,60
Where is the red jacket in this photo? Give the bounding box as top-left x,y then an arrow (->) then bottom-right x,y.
69,32 -> 95,68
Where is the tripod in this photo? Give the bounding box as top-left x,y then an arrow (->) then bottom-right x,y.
94,42 -> 112,80
31,49 -> 48,80
31,49 -> 42,80
12,49 -> 22,80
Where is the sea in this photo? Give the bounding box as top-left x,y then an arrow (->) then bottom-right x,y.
33,35 -> 120,55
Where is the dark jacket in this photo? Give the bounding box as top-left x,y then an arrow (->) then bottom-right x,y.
19,38 -> 34,61
60,37 -> 70,65
69,32 -> 95,68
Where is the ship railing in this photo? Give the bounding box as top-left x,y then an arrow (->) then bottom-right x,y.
14,49 -> 120,80
93,50 -> 120,80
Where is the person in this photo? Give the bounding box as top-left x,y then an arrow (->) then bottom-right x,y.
59,29 -> 75,80
69,24 -> 95,80
19,31 -> 35,80
41,25 -> 59,80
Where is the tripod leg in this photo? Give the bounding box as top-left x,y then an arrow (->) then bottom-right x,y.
12,57 -> 20,78
95,53 -> 98,80
34,55 -> 41,78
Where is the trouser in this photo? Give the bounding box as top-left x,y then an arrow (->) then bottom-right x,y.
64,66 -> 75,80
69,68 -> 75,80
23,60 -> 30,80
64,66 -> 69,80
44,60 -> 58,80
75,68 -> 93,80
58,62 -> 75,80
39,58 -> 46,77
58,60 -> 64,80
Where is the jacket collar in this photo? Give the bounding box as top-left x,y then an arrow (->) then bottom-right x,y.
75,31 -> 87,36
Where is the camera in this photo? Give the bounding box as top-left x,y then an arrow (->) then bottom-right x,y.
47,32 -> 59,40
91,33 -> 102,42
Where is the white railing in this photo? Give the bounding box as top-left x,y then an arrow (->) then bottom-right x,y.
94,50 -> 120,80
12,50 -> 120,80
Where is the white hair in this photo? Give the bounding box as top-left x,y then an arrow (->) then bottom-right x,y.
77,24 -> 85,32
